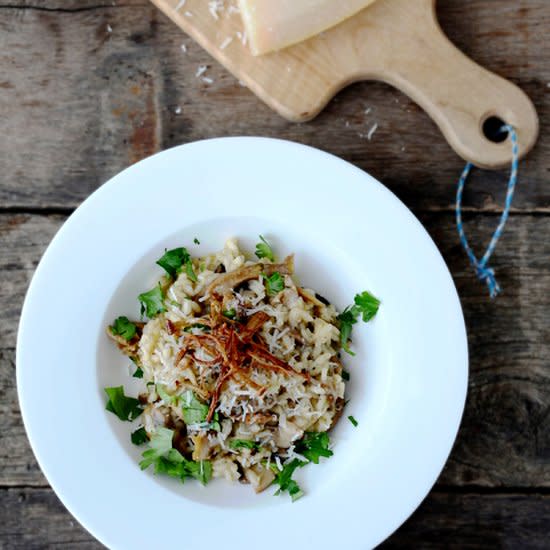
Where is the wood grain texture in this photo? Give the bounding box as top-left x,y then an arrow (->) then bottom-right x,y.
1,213 -> 548,488
1,0 -> 549,546
1,487 -> 549,549
0,1 -> 548,210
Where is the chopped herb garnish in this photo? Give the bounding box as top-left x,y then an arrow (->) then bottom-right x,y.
185,459 -> 213,485
156,384 -> 178,405
342,370 -> 350,381
268,432 -> 334,501
138,284 -> 165,318
271,458 -> 305,502
185,260 -> 198,282
255,235 -> 275,262
110,316 -> 137,341
348,415 -> 359,427
337,290 -> 380,355
222,308 -> 237,320
229,439 -> 260,450
156,247 -> 190,278
139,427 -> 174,470
156,246 -> 198,283
132,366 -> 144,378
140,427 -> 212,485
193,237 -> 200,245
337,308 -> 357,356
181,390 -> 209,425
104,386 -> 142,421
353,291 -> 381,322
295,432 -> 333,464
131,427 -> 148,445
263,272 -> 284,296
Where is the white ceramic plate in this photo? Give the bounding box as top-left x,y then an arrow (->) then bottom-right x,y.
17,137 -> 468,550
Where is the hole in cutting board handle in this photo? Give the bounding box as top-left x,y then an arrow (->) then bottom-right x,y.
483,116 -> 509,144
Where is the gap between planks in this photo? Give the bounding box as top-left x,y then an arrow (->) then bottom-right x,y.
0,206 -> 548,216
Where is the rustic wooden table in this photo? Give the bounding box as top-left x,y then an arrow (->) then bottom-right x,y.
1,0 -> 548,548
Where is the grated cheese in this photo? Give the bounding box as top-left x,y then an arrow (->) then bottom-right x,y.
195,65 -> 208,77
367,122 -> 378,141
220,36 -> 233,50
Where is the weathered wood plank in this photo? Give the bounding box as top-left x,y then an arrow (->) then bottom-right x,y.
0,487 -> 101,549
0,214 -> 63,350
0,0 -> 548,210
1,213 -> 548,487
382,492 -> 550,549
0,350 -> 47,487
1,487 -> 548,549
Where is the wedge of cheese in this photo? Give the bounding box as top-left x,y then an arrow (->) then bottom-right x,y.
238,0 -> 379,56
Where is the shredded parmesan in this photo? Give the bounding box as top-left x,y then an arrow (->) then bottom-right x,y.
367,122 -> 378,141
220,36 -> 233,50
195,65 -> 208,78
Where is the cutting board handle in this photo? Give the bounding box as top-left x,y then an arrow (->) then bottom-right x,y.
368,5 -> 538,169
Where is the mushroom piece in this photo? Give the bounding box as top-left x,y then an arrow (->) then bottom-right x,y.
205,255 -> 294,297
243,464 -> 276,493
191,434 -> 211,461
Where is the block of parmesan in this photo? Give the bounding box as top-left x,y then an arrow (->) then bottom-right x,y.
238,0 -> 379,56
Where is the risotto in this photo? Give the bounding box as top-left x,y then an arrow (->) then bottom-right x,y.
105,236 -> 380,500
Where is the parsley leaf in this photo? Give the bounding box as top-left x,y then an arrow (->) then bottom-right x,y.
181,390 -> 209,425
138,285 -> 165,318
295,431 -> 333,464
255,235 -> 275,262
156,247 -> 198,283
269,434 -> 333,501
156,247 -> 190,278
156,384 -> 178,404
185,260 -> 198,282
353,291 -> 381,322
104,386 -> 142,421
110,316 -> 137,341
193,237 -> 200,245
154,454 -> 187,480
139,427 -> 174,470
131,427 -> 148,445
263,272 -> 284,296
140,428 -> 212,485
185,459 -> 213,485
222,308 -> 237,319
337,290 -> 380,355
229,439 -> 260,450
337,307 -> 358,356
348,415 -> 359,427
271,458 -> 305,502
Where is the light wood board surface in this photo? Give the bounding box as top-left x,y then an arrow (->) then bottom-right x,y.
151,0 -> 539,169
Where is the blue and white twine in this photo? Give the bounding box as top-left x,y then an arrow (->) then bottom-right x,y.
455,125 -> 519,298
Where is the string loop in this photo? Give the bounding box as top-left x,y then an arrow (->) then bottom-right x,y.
455,125 -> 519,298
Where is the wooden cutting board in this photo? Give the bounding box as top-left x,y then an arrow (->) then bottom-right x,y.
150,0 -> 539,169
